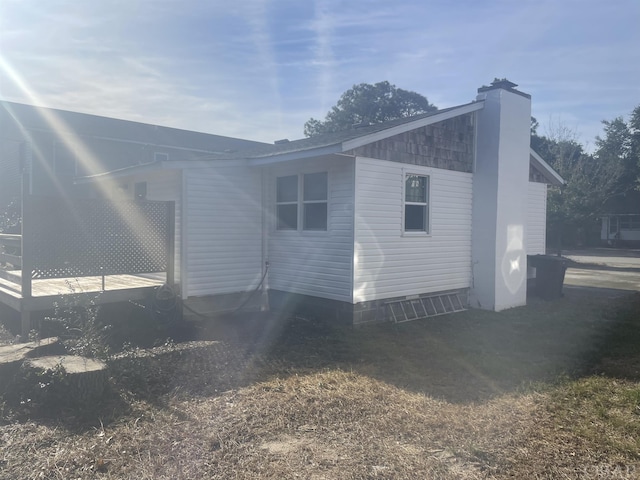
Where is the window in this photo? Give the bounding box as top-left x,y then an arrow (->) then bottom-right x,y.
154,152 -> 169,163
404,174 -> 429,233
276,172 -> 328,231
303,172 -> 328,230
276,175 -> 298,230
620,216 -> 640,230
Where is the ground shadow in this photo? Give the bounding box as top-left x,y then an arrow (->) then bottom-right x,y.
3,285 -> 639,430
157,286 -> 640,404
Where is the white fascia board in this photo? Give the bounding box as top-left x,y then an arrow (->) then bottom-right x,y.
247,144 -> 343,166
530,149 -> 565,186
74,158 -> 251,184
163,159 -> 249,169
341,101 -> 485,152
74,161 -> 160,184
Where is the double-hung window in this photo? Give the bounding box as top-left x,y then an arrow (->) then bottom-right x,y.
303,172 -> 328,230
276,175 -> 298,230
404,173 -> 429,233
276,172 -> 328,231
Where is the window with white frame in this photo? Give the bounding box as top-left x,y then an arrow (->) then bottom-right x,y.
303,172 -> 328,230
276,172 -> 328,231
276,175 -> 298,230
404,173 -> 429,233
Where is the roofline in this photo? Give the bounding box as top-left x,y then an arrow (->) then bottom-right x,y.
247,144 -> 343,166
244,101 -> 484,165
342,101 -> 484,151
530,149 -> 565,186
74,161 -> 160,184
75,158 -> 251,183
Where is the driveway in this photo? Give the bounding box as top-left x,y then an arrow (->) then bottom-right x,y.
561,248 -> 640,292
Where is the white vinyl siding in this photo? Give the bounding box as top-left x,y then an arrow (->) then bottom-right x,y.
267,156 -> 354,302
354,157 -> 472,303
146,171 -> 182,284
526,182 -> 547,255
184,167 -> 263,297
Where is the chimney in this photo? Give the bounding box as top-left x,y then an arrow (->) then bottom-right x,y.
470,79 -> 531,311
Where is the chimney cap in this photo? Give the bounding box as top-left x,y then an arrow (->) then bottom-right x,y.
274,138 -> 290,145
477,78 -> 531,99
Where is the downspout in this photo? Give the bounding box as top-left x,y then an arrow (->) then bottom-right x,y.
260,167 -> 270,311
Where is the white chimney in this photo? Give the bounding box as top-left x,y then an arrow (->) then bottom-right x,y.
470,80 -> 531,311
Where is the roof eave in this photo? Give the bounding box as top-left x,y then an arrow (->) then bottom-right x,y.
530,149 -> 565,186
74,161 -> 161,184
342,101 -> 485,152
247,144 -> 344,166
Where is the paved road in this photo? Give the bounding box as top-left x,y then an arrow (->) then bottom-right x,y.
561,248 -> 640,292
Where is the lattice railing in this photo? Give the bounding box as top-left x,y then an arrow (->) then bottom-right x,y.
22,196 -> 174,281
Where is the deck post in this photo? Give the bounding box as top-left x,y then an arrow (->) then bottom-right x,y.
166,201 -> 175,286
20,309 -> 31,339
21,165 -> 32,301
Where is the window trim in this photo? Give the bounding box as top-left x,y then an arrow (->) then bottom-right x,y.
275,174 -> 299,230
402,170 -> 431,235
275,171 -> 329,232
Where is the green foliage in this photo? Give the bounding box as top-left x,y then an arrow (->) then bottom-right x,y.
304,81 -> 436,137
43,282 -> 111,360
532,106 -> 640,247
0,197 -> 21,234
17,363 -> 71,409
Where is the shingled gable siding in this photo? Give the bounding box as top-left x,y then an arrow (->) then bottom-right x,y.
529,164 -> 548,183
345,114 -> 475,173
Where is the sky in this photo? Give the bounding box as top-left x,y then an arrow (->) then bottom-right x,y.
1,0 -> 639,150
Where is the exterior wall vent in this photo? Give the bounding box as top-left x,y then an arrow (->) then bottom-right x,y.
154,152 -> 169,162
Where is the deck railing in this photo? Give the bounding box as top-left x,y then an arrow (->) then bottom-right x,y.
2,196 -> 175,298
0,233 -> 22,268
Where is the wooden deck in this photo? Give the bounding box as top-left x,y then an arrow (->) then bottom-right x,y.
0,270 -> 166,312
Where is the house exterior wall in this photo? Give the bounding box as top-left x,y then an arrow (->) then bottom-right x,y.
0,137 -> 22,209
346,114 -> 475,173
601,215 -> 640,243
183,167 -> 263,297
145,172 -> 182,284
526,182 -> 547,255
0,100 -> 266,202
267,155 -> 355,303
353,157 -> 473,303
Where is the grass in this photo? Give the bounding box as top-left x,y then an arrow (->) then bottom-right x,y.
1,288 -> 640,479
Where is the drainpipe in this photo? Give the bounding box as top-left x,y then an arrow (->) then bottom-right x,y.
260,167 -> 270,311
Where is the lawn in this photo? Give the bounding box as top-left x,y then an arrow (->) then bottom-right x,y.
1,287 -> 640,479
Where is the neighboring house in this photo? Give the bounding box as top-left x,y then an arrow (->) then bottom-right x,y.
0,80 -> 563,328
0,100 -> 266,207
601,214 -> 640,246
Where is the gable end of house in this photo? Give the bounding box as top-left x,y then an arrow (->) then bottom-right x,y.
344,113 -> 475,173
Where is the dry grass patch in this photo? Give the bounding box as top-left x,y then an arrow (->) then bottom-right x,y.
1,289 -> 640,479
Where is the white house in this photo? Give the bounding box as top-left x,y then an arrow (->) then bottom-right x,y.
601,214 -> 640,246
73,80 -> 563,324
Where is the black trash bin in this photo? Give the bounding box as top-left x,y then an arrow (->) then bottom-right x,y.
529,255 -> 567,300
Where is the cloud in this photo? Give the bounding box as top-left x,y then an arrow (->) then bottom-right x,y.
1,0 -> 638,147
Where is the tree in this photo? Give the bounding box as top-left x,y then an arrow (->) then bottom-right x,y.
304,81 -> 437,137
532,120 -> 624,248
628,105 -> 640,187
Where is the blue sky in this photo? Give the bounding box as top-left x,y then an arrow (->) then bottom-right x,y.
1,0 -> 638,150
